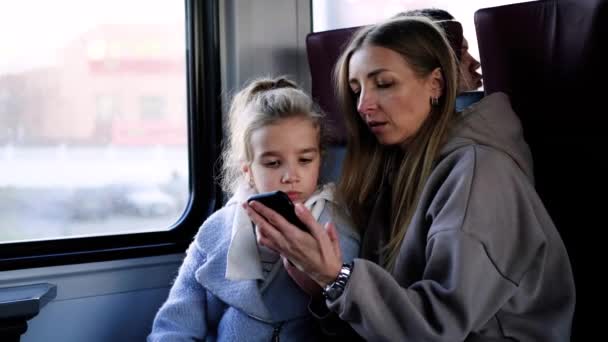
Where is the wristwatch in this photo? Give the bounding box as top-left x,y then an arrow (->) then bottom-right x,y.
323,262 -> 353,301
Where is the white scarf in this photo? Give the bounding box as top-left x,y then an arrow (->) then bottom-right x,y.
225,183 -> 336,281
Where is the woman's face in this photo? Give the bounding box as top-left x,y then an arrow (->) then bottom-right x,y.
348,45 -> 442,147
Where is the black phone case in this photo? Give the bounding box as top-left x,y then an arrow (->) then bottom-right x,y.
247,191 -> 309,232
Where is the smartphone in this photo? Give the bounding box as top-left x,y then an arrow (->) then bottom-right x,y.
247,191 -> 309,232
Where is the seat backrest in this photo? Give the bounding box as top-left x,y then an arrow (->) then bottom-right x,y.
475,0 -> 607,339
306,27 -> 359,182
306,27 -> 360,146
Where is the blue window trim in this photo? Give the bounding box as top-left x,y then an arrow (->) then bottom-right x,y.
0,0 -> 223,271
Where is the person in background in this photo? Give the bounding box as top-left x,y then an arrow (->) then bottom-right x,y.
246,17 -> 575,341
149,76 -> 359,341
396,8 -> 483,93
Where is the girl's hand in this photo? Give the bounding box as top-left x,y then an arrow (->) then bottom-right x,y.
244,201 -> 343,287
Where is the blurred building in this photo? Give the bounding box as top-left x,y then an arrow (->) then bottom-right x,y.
0,24 -> 187,145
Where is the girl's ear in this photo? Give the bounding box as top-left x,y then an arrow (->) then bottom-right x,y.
242,163 -> 254,188
428,67 -> 444,99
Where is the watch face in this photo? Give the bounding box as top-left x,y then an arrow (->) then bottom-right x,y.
323,263 -> 352,300
325,284 -> 343,301
325,283 -> 344,300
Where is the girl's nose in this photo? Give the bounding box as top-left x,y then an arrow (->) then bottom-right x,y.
280,167 -> 299,184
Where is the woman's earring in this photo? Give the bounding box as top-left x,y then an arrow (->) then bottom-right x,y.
430,96 -> 439,106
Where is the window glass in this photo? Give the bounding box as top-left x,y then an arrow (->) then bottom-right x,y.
140,96 -> 167,120
312,0 -> 533,72
0,0 -> 188,243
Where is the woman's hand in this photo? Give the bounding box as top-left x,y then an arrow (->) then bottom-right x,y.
244,201 -> 343,287
282,257 -> 322,297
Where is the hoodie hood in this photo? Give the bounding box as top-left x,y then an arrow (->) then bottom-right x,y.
441,92 -> 534,183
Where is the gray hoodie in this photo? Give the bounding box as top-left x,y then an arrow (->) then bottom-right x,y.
328,92 -> 575,341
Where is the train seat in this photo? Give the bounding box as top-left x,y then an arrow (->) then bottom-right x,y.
475,0 -> 608,339
306,26 -> 358,182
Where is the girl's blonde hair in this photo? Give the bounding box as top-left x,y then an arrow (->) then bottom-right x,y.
220,76 -> 325,194
335,17 -> 459,271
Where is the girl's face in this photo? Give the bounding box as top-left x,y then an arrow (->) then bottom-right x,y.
348,45 -> 442,147
243,116 -> 321,203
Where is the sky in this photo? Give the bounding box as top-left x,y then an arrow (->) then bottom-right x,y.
0,0 -> 184,74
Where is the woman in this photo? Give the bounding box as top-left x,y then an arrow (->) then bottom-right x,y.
245,17 -> 575,341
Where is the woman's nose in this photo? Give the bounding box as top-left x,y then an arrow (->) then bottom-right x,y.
357,90 -> 377,116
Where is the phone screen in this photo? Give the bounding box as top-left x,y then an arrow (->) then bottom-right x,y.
247,191 -> 309,232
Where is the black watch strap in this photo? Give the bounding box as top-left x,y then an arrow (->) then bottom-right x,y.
323,262 -> 353,301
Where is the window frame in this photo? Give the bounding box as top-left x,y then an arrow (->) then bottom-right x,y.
0,0 -> 223,271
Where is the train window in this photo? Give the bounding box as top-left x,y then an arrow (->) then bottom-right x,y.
312,0 -> 534,74
0,1 -> 189,243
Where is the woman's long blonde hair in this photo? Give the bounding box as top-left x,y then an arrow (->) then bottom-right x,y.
336,17 -> 459,271
219,76 -> 326,195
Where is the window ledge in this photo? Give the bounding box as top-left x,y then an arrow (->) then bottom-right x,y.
0,283 -> 57,341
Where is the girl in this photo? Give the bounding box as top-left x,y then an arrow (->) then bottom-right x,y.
148,77 -> 360,341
